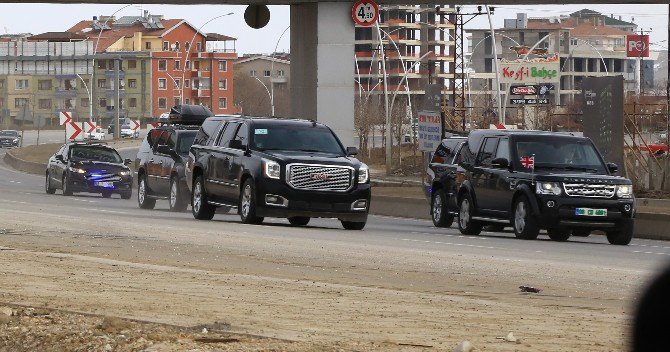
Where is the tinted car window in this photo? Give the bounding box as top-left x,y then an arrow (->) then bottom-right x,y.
217,122 -> 239,147
477,137 -> 498,167
69,147 -> 122,163
233,122 -> 248,146
155,131 -> 169,149
251,124 -> 344,155
167,132 -> 177,150
177,131 -> 197,154
0,130 -> 19,137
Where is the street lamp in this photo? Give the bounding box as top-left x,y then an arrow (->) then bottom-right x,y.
75,73 -> 92,126
179,12 -> 234,104
253,76 -> 273,115
270,25 -> 290,117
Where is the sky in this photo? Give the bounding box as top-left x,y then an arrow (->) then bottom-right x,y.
0,3 -> 667,55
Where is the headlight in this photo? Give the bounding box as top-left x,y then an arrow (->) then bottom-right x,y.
119,170 -> 131,176
358,163 -> 369,184
616,184 -> 633,199
13,138 -> 19,142
536,181 -> 561,195
263,159 -> 280,179
69,167 -> 86,174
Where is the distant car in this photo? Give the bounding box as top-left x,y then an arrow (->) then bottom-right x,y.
45,142 -> 133,199
84,127 -> 106,141
0,130 -> 20,147
120,124 -> 139,138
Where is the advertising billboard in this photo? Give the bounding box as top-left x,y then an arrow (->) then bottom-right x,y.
626,34 -> 650,58
582,76 -> 625,170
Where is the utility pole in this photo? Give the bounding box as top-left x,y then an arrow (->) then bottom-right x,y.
115,58 -> 121,140
666,4 -> 669,152
638,28 -> 652,97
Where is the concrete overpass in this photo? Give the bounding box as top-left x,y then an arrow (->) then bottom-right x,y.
3,0 -> 663,146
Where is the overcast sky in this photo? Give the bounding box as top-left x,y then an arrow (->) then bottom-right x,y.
0,3 -> 667,55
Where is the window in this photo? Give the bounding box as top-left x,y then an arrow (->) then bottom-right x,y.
185,79 -> 190,88
129,97 -> 137,108
218,60 -> 227,71
174,42 -> 180,51
185,99 -> 190,104
217,122 -> 239,147
158,78 -> 167,90
158,98 -> 167,109
15,79 -> 29,90
38,99 -> 51,109
233,122 -> 248,146
81,98 -> 89,108
38,80 -> 52,90
14,98 -> 27,108
218,79 -> 227,90
193,61 -> 200,70
0,80 -> 4,88
99,98 -> 106,107
97,60 -> 106,69
477,137 -> 498,167
128,60 -> 137,69
163,41 -> 169,51
0,98 -> 4,108
218,97 -> 227,108
192,79 -> 199,89
185,61 -> 190,70
158,60 -> 167,71
185,42 -> 190,51
98,79 -> 106,88
250,70 -> 257,77
174,60 -> 180,70
128,79 -> 137,88
263,70 -> 271,77
277,69 -> 285,77
196,42 -> 202,52
145,41 -> 151,50
174,97 -> 180,106
495,138 -> 510,160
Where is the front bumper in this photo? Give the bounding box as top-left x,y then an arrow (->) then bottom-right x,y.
254,178 -> 371,222
68,173 -> 133,194
0,139 -> 19,147
534,194 -> 635,229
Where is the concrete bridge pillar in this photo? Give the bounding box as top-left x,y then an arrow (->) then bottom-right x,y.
290,2 -> 355,147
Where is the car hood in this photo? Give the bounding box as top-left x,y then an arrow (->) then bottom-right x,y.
261,150 -> 362,167
535,172 -> 631,185
71,161 -> 128,173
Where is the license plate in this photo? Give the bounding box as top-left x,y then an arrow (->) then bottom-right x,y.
96,181 -> 114,188
575,208 -> 607,217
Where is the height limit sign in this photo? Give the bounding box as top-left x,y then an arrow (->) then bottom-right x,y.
352,0 -> 378,26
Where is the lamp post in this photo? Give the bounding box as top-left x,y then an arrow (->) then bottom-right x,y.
270,25 -> 290,117
180,12 -> 234,104
253,76 -> 273,115
486,5 -> 504,124
374,21 -> 392,175
75,73 -> 92,126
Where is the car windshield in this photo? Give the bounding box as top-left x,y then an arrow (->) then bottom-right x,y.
514,137 -> 607,174
177,132 -> 197,154
0,130 -> 18,137
121,125 -> 131,129
70,147 -> 123,163
251,124 -> 344,155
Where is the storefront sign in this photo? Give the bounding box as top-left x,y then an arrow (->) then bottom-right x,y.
417,110 -> 442,152
500,61 -> 560,84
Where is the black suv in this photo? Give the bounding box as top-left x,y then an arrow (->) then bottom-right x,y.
136,105 -> 212,211
45,142 -> 133,198
186,116 -> 371,229
453,130 -> 635,245
424,136 -> 467,228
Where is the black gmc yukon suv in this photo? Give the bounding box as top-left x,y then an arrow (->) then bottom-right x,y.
186,116 -> 371,229
451,130 -> 635,245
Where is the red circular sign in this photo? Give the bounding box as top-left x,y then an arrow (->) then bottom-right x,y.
352,0 -> 379,27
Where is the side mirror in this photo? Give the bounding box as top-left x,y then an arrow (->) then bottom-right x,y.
124,158 -> 132,166
229,139 -> 245,150
491,157 -> 509,169
156,144 -> 172,155
607,162 -> 618,174
346,147 -> 358,156
55,155 -> 65,162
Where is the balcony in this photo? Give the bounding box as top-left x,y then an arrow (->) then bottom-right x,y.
271,76 -> 287,84
54,88 -> 78,98
104,70 -> 126,79
197,89 -> 211,98
104,89 -> 126,98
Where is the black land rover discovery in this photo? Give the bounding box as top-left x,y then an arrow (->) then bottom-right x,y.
449,130 -> 635,245
186,116 -> 370,229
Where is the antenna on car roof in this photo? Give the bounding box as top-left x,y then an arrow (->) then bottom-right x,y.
309,119 -> 317,127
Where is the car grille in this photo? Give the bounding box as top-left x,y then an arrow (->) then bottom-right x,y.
86,173 -> 121,182
287,164 -> 353,192
563,183 -> 616,198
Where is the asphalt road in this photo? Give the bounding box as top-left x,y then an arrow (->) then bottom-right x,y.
1,144 -> 670,350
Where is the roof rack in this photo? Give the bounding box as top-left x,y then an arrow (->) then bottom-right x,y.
165,104 -> 214,126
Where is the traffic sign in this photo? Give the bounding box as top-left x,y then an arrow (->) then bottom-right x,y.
85,120 -> 96,134
352,0 -> 378,27
131,119 -> 140,131
59,111 -> 72,126
66,121 -> 83,140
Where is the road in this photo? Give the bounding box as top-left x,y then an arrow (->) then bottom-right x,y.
0,145 -> 669,350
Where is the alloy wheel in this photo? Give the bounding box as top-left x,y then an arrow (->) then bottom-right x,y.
241,184 -> 252,218
193,181 -> 202,214
138,179 -> 146,205
170,180 -> 177,208
515,201 -> 526,234
459,198 -> 470,229
432,193 -> 442,223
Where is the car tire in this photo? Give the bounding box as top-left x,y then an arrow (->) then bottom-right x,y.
191,174 -> 216,220
45,172 -> 56,194
547,228 -> 571,242
121,191 -> 132,200
62,174 -> 73,196
431,189 -> 454,228
572,229 -> 591,237
101,191 -> 112,198
512,196 -> 540,240
606,219 -> 634,245
137,175 -> 156,209
239,179 -> 264,225
288,216 -> 310,226
341,220 -> 366,230
169,176 -> 188,212
458,193 -> 482,236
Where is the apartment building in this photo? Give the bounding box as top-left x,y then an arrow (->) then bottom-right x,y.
468,9 -> 658,109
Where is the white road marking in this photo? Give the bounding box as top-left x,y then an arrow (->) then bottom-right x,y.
401,238 -> 501,250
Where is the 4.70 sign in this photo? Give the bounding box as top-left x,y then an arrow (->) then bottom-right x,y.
352,0 -> 379,27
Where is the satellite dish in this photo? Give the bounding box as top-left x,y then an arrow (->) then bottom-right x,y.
244,5 -> 270,29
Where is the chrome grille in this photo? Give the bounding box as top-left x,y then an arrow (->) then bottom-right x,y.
563,183 -> 616,198
287,164 -> 353,192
